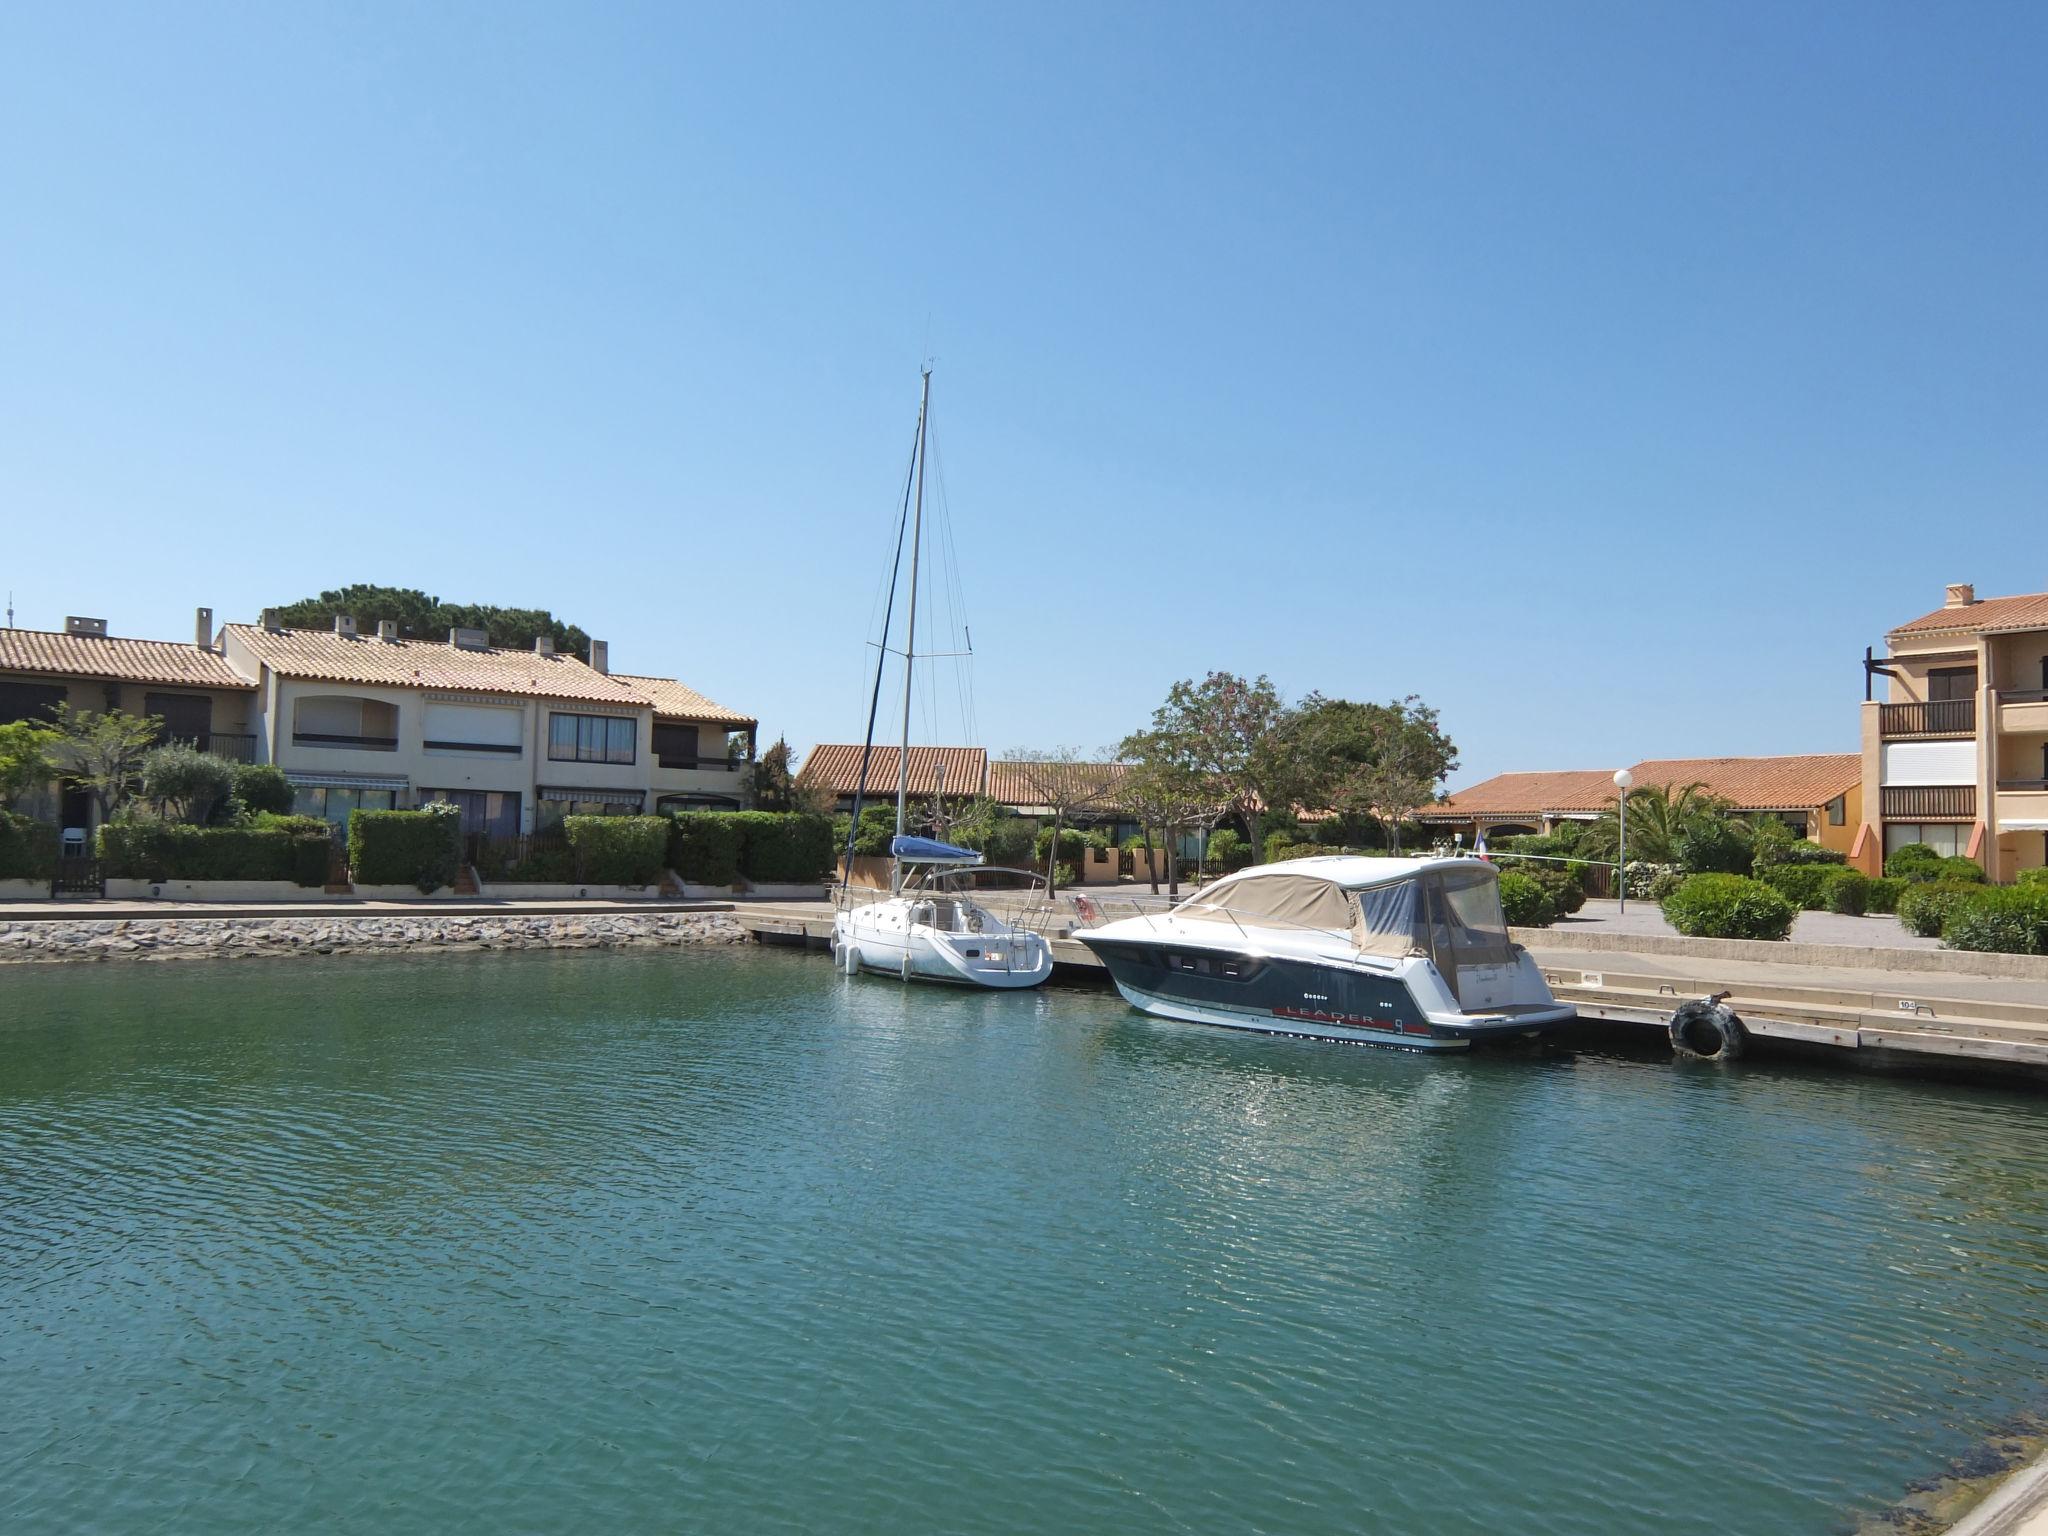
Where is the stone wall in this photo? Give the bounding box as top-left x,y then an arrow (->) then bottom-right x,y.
0,911 -> 747,965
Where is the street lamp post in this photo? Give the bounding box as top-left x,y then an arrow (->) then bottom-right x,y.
1613,769 -> 1634,914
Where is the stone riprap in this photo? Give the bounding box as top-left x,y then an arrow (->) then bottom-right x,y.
0,912 -> 747,965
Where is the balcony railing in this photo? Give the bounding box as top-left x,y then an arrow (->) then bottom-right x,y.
166,732 -> 258,763
1881,784 -> 1977,820
293,732 -> 399,752
1879,699 -> 1976,737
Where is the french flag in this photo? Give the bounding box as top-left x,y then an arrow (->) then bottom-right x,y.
1475,831 -> 1490,861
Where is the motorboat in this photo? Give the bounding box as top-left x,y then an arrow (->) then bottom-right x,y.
1074,855 -> 1574,1049
832,836 -> 1055,988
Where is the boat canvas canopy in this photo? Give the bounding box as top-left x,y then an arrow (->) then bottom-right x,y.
891,835 -> 984,865
1178,871 -> 1360,938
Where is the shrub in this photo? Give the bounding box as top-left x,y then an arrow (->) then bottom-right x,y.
670,813 -> 742,885
1501,859 -> 1585,916
232,763 -> 296,817
1497,871 -> 1555,927
1034,825 -> 1090,866
99,823 -> 307,882
1053,862 -> 1078,888
1205,829 -> 1249,869
565,815 -> 669,885
0,811 -> 57,880
1897,880 -> 1985,939
1864,877 -> 1907,915
1661,874 -> 1797,941
349,806 -> 462,892
2017,867 -> 2048,888
1750,820 -> 1844,870
1623,861 -> 1674,900
1825,869 -> 1871,916
1885,844 -> 1950,882
139,744 -> 238,825
1760,864 -> 1835,910
726,811 -> 834,883
1675,819 -> 1752,876
1937,856 -> 1987,884
1942,887 -> 2048,954
1646,867 -> 1687,902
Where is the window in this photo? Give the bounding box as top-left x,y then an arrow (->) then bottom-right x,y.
292,785 -> 398,825
652,723 -> 700,769
0,680 -> 65,725
422,703 -> 523,755
548,713 -> 636,764
1828,796 -> 1845,827
1927,667 -> 1978,702
420,789 -> 521,837
294,695 -> 399,750
144,692 -> 212,743
1885,822 -> 1966,859
536,797 -> 640,828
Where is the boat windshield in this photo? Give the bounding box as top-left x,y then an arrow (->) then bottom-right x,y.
1425,865 -> 1513,971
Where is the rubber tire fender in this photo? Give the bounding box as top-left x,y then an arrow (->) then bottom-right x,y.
1669,999 -> 1746,1062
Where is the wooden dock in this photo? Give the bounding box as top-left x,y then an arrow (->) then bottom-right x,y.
733,902 -> 2048,1079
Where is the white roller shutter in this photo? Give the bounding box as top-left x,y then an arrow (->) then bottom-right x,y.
423,703 -> 523,748
1880,740 -> 1976,786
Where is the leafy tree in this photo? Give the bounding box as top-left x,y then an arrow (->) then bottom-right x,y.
1002,747 -> 1118,894
233,763 -> 297,817
1263,694 -> 1459,853
945,796 -> 1037,867
1115,731 -> 1230,896
744,737 -> 828,814
1137,672 -> 1287,864
49,705 -> 163,825
267,585 -> 590,655
0,720 -> 59,809
140,744 -> 238,825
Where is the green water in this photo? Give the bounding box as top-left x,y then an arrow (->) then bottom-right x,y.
4,949 -> 2047,1534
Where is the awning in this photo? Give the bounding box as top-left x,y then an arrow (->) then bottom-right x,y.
538,785 -> 646,808
2000,819 -> 2048,831
284,770 -> 410,791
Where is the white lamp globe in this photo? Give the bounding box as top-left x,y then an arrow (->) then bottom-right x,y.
1613,769 -> 1634,790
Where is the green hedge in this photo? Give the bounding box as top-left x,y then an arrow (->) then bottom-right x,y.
565,815 -> 669,885
1761,864 -> 1869,913
1886,845 -> 1986,884
1497,871 -> 1555,927
1940,887 -> 2048,955
725,811 -> 834,882
1661,874 -> 1797,941
1897,880 -> 1984,939
349,807 -> 462,891
0,812 -> 57,880
670,813 -> 742,885
2017,867 -> 2048,888
1864,877 -> 1907,915
98,822 -> 327,885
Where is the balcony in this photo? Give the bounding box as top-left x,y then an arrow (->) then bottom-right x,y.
166,732 -> 258,763
1879,699 -> 1976,738
1998,692 -> 2048,735
293,732 -> 399,752
1997,786 -> 2048,829
1880,784 -> 1977,820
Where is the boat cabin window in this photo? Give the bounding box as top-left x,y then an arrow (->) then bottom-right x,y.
1424,866 -> 1513,972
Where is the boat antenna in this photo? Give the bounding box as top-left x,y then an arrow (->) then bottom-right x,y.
895,365 -> 931,894
842,390 -> 924,883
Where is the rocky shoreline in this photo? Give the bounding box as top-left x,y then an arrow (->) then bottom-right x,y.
0,911 -> 748,964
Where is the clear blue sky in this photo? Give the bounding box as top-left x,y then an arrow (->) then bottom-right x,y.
3,3 -> 2043,787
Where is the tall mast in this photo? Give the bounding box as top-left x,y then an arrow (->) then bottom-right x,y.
895,366 -> 931,892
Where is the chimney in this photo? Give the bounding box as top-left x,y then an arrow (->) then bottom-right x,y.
1945,583 -> 1977,609
534,635 -> 556,656
334,614 -> 359,638
449,627 -> 490,650
588,639 -> 609,675
377,620 -> 399,642
261,608 -> 282,631
63,616 -> 109,638
194,606 -> 213,650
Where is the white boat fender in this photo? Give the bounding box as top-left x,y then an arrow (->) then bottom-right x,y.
1669,994 -> 1745,1063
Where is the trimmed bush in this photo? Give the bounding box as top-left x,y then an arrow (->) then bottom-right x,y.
1825,869 -> 1870,916
727,811 -> 834,883
565,816 -> 669,885
1884,843 -> 1940,879
349,806 -> 462,892
139,744 -> 237,825
1053,861 -> 1078,888
1647,867 -> 1687,902
1760,864 -> 1835,910
0,812 -> 57,880
1498,871 -> 1555,927
1502,859 -> 1585,916
1864,877 -> 1907,915
1034,825 -> 1090,865
1897,880 -> 1984,939
100,823 -> 304,882
1942,887 -> 2048,954
2016,867 -> 2048,889
1661,874 -> 1797,941
670,813 -> 742,885
1937,856 -> 1987,883
1204,829 -> 1249,870
233,763 -> 296,817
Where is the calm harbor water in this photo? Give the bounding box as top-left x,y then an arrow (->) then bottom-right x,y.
4,948 -> 2047,1534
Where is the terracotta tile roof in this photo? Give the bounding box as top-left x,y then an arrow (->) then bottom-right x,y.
798,744 -> 988,798
1417,770 -> 1620,821
0,627 -> 253,690
610,673 -> 755,726
1890,592 -> 2048,639
228,624 -> 649,706
1628,754 -> 1861,811
1419,755 -> 1862,821
987,759 -> 1130,810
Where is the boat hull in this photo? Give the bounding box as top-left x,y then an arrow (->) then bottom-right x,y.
833,909 -> 1053,990
1078,933 -> 1572,1049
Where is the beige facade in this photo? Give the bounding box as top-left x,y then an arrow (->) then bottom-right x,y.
1857,583 -> 2048,879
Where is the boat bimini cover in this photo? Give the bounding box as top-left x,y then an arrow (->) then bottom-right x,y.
890,835 -> 985,865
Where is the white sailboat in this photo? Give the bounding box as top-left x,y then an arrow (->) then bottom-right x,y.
830,369 -> 1054,990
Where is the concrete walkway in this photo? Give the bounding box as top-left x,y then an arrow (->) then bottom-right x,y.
1559,898 -> 1940,949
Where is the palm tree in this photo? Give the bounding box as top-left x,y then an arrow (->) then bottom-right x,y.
1576,781 -> 1731,864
